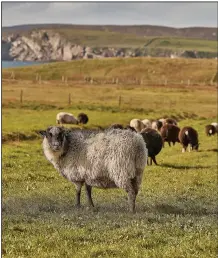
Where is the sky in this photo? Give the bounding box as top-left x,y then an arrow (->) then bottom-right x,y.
2,2 -> 217,28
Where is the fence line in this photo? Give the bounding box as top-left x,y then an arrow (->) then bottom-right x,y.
2,73 -> 217,87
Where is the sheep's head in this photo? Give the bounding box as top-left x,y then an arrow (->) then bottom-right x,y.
192,143 -> 199,151
39,126 -> 69,152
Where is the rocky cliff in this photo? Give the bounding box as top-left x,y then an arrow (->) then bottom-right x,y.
2,30 -> 217,61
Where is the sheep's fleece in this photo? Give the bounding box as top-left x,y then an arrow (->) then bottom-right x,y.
40,126 -> 148,191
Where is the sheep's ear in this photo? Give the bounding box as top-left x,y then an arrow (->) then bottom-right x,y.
39,130 -> 47,138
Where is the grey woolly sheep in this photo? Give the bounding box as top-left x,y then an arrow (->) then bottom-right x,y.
77,113 -> 89,124
56,112 -> 78,125
108,123 -> 124,130
39,126 -> 148,212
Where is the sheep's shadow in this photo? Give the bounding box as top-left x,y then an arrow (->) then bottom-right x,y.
3,195 -> 217,219
161,163 -> 211,170
205,148 -> 218,153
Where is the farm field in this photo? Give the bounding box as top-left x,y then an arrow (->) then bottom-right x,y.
2,58 -> 218,257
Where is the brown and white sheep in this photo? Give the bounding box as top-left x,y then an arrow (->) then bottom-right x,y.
160,124 -> 180,147
211,122 -> 218,133
179,126 -> 199,152
141,119 -> 152,129
205,124 -> 216,136
130,119 -> 145,132
56,112 -> 78,125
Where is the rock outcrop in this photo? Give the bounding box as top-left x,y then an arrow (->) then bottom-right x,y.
2,30 -> 217,61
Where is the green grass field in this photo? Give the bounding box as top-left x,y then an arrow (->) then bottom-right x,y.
2,59 -> 218,257
2,57 -> 217,84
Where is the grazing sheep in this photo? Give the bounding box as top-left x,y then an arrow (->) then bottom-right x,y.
179,126 -> 199,152
39,126 -> 148,212
158,118 -> 166,125
211,122 -> 218,133
130,119 -> 145,132
56,112 -> 78,125
205,125 -> 216,136
77,113 -> 89,124
165,118 -> 178,126
160,124 -> 180,147
141,128 -> 163,165
141,119 -> 152,129
151,120 -> 163,131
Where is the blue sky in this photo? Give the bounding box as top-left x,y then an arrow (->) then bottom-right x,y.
2,2 -> 217,28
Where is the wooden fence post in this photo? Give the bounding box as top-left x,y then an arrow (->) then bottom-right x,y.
164,79 -> 168,86
20,90 -> 23,103
68,93 -> 71,105
118,96 -> 122,108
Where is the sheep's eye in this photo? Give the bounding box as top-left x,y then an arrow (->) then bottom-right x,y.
49,133 -> 53,137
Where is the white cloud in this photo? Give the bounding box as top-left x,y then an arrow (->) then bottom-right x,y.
2,2 -> 217,27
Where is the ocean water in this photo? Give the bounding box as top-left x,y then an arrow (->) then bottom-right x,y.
2,60 -> 48,69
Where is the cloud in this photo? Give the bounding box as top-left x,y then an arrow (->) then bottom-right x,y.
2,2 -> 217,27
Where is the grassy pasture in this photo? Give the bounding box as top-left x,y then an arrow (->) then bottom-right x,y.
2,57 -> 217,84
2,58 -> 218,257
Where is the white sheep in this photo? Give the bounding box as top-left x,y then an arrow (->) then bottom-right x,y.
39,126 -> 148,212
56,112 -> 78,125
211,122 -> 218,133
141,119 -> 152,129
130,119 -> 145,132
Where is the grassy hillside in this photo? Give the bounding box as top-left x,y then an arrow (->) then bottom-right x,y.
2,24 -> 217,40
2,57 -> 217,84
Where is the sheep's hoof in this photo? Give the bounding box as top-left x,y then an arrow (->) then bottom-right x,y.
74,204 -> 81,209
86,206 -> 99,212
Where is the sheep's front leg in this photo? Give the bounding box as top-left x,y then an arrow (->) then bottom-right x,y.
75,182 -> 83,208
151,156 -> 158,165
85,184 -> 94,207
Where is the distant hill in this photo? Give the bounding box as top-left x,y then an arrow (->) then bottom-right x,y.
2,24 -> 217,61
2,24 -> 217,41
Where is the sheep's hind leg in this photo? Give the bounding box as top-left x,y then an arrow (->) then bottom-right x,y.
85,184 -> 95,207
126,177 -> 138,213
75,182 -> 83,208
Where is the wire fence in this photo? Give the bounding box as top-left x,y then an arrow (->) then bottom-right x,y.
2,71 -> 217,87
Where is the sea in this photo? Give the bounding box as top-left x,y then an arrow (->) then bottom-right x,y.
2,60 -> 49,69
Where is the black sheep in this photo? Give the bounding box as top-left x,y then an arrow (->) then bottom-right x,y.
160,124 -> 180,147
141,128 -> 163,165
77,113 -> 89,124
